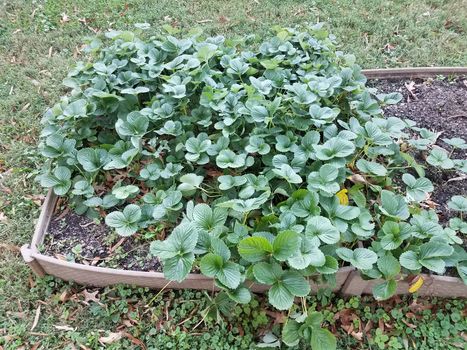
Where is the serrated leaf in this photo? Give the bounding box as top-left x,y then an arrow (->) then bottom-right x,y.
238,236 -> 273,262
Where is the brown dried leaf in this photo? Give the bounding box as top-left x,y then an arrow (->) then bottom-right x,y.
60,13 -> 70,24
122,332 -> 146,349
264,310 -> 287,324
53,325 -> 76,331
30,305 -> 41,331
82,290 -> 102,305
99,332 -> 123,344
351,331 -> 363,341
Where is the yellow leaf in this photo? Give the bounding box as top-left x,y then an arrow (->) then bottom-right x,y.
408,276 -> 424,293
336,189 -> 349,205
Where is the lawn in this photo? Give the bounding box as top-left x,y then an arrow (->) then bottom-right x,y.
1,0 -> 466,349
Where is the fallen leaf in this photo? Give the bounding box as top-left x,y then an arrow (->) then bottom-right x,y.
60,13 -> 70,24
351,331 -> 363,341
383,43 -> 395,52
408,275 -> 424,293
123,332 -> 146,349
264,310 -> 287,324
348,174 -> 368,184
82,290 -> 102,305
53,325 -> 76,331
99,332 -> 123,344
30,305 -> 41,331
59,290 -> 70,302
336,188 -> 349,205
401,319 -> 417,329
0,243 -> 20,253
405,81 -> 417,100
218,15 -> 230,24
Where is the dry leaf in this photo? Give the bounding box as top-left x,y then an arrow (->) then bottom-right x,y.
405,81 -> 417,100
59,290 -> 70,302
219,15 -> 230,24
0,243 -> 20,253
30,305 -> 41,331
347,174 -> 368,184
401,319 -> 417,329
383,43 -> 395,52
60,13 -> 70,24
264,310 -> 287,324
351,331 -> 363,341
53,325 -> 76,331
122,332 -> 146,349
408,275 -> 424,293
82,290 -> 102,305
99,332 -> 123,344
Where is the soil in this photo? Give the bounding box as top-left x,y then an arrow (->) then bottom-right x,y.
370,77 -> 467,222
42,76 -> 467,272
43,209 -> 163,272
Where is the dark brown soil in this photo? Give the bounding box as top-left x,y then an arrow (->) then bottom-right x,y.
43,210 -> 162,272
371,77 -> 467,222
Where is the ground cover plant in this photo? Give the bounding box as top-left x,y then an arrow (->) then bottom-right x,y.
34,22 -> 467,349
1,277 -> 466,349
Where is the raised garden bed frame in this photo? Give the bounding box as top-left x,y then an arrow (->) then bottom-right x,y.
22,67 -> 467,298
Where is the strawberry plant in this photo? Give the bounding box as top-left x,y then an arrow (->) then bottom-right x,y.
37,23 -> 467,349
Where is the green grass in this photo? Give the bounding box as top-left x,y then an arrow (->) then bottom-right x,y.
0,0 -> 466,348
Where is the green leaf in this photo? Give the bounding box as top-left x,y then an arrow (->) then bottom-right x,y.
163,253 -> 195,282
192,204 -> 227,233
399,251 -> 422,271
426,148 -> 454,169
200,254 -> 241,289
245,136 -> 271,155
281,271 -> 310,297
272,164 -> 302,184
226,286 -> 251,304
77,148 -> 109,172
238,236 -> 273,262
252,262 -> 280,285
63,99 -> 87,117
268,283 -> 294,310
443,137 -> 467,149
313,137 -> 355,160
288,238 -> 325,269
216,150 -> 246,168
307,164 -> 340,197
448,195 -> 467,212
310,328 -> 337,350
40,166 -> 72,196
178,173 -> 204,194
315,256 -> 339,274
105,204 -> 141,236
377,254 -> 400,278
200,253 -> 224,277
380,190 -> 409,220
402,174 -> 433,202
305,216 -> 340,244
112,185 -> 139,199
336,247 -> 377,270
150,223 -> 199,282
356,159 -> 387,176
272,230 -> 300,261
372,279 -> 397,301
282,320 -> 300,347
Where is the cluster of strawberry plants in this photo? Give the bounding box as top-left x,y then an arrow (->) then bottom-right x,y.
38,24 -> 467,349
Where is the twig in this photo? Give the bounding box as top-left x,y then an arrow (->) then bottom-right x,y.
447,114 -> 467,120
446,175 -> 467,183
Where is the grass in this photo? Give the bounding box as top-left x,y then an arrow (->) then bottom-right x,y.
0,0 -> 466,348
